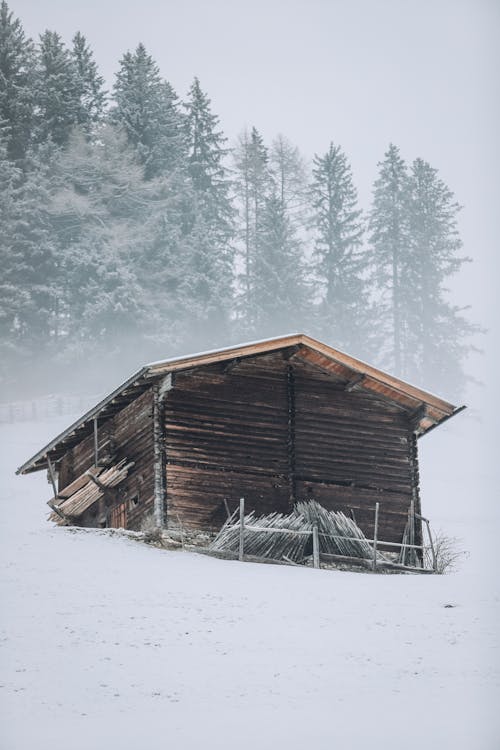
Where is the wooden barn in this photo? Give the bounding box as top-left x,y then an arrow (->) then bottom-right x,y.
17,334 -> 464,548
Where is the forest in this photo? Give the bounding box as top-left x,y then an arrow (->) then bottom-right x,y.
0,1 -> 477,401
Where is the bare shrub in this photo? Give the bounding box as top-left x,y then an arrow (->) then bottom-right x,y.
427,531 -> 469,573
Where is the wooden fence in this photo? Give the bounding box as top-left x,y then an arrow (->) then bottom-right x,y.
207,497 -> 437,574
0,394 -> 100,424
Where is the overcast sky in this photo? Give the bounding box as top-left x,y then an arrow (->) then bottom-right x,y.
12,0 -> 500,401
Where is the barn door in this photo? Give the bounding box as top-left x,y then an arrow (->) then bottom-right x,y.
110,502 -> 127,529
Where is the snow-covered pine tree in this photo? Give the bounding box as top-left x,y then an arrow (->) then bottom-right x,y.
71,32 -> 106,132
0,1 -> 35,162
112,44 -> 185,178
232,126 -> 272,333
404,158 -> 476,398
269,134 -> 307,223
33,30 -> 81,147
48,125 -> 158,364
309,143 -> 368,354
367,144 -> 410,373
183,77 -> 234,341
251,189 -> 309,336
0,136 -> 58,380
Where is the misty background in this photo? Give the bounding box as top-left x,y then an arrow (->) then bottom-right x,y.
1,0 -> 498,426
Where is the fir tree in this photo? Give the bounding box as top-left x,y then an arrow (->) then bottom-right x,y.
251,190 -> 308,336
71,32 -> 106,132
269,134 -> 307,222
233,126 -> 272,329
184,77 -> 234,337
112,44 -> 185,178
0,1 -> 35,162
309,143 -> 367,353
33,30 -> 81,147
48,125 -> 154,360
404,158 -> 475,397
368,144 -> 409,373
0,137 -> 58,370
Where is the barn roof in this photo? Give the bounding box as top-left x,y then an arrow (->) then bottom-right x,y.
16,333 -> 464,475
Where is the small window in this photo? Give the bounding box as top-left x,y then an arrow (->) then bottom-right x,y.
128,494 -> 140,510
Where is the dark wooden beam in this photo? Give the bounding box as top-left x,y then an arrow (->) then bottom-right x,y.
282,345 -> 301,361
286,364 -> 296,509
344,373 -> 365,392
223,358 -> 240,374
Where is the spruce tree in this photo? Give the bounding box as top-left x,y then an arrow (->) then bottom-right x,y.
269,134 -> 307,222
0,1 -> 35,162
184,77 -> 234,339
34,30 -> 81,147
0,137 -> 58,370
232,126 -> 272,331
368,144 -> 410,372
71,32 -> 106,132
404,158 -> 474,397
112,44 -> 185,178
251,189 -> 308,336
309,143 -> 367,354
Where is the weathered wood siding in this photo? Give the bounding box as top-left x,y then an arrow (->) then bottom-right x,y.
164,353 -> 290,530
163,353 -> 420,544
57,389 -> 155,530
55,350 -> 421,544
292,358 -> 419,544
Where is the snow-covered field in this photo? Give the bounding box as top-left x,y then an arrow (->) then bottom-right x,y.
1,416 -> 499,749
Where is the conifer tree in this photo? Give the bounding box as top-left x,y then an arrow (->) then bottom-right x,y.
0,1 -> 35,162
48,125 -> 154,360
404,158 -> 475,397
233,126 -> 272,329
112,44 -> 185,178
309,143 -> 367,353
0,137 -> 58,369
183,77 -> 234,338
368,144 -> 410,372
269,134 -> 307,223
250,189 -> 308,336
33,31 -> 81,147
71,32 -> 106,132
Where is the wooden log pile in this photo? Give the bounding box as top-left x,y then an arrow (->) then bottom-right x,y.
296,500 -> 376,559
48,459 -> 134,524
209,500 -> 383,564
209,509 -> 312,562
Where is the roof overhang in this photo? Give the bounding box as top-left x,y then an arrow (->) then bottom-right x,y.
16,333 -> 464,476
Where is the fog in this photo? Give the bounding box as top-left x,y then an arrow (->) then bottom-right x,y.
4,1 -> 499,470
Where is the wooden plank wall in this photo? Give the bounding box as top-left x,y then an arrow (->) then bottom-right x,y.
56,389 -> 155,530
164,354 -> 290,530
292,357 -> 418,544
164,352 -> 420,544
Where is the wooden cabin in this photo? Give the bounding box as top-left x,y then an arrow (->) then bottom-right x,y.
17,334 -> 463,547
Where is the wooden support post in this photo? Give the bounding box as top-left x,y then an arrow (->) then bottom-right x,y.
93,417 -> 99,466
238,497 -> 245,562
286,364 -> 296,509
46,455 -> 58,499
372,502 -> 380,571
153,386 -> 166,528
312,525 -> 320,569
424,517 -> 437,572
409,499 -> 415,567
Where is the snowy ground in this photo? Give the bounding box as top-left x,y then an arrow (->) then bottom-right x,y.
1,415 -> 499,749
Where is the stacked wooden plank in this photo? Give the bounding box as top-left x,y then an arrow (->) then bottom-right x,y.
48,459 -> 134,524
210,509 -> 312,562
296,500 -> 374,559
209,501 -> 378,563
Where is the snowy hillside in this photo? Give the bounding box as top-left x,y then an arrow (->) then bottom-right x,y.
1,417 -> 499,750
